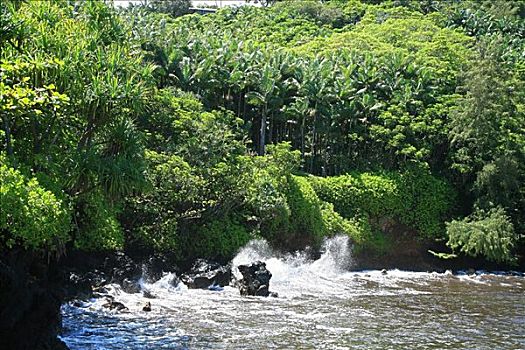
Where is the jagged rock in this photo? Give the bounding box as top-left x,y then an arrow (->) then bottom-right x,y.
181,259 -> 231,289
102,299 -> 128,311
0,252 -> 69,350
142,254 -> 177,283
62,269 -> 107,300
65,272 -> 93,300
142,302 -> 152,312
237,261 -> 273,297
121,278 -> 141,294
106,252 -> 141,285
93,288 -> 112,299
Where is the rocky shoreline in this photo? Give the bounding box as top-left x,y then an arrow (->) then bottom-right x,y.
1,242 -> 523,350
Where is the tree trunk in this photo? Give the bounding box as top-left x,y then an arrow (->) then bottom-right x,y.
310,113 -> 317,173
2,115 -> 14,157
268,113 -> 273,145
300,117 -> 305,161
259,104 -> 267,155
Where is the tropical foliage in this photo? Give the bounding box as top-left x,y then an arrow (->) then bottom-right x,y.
1,0 -> 523,264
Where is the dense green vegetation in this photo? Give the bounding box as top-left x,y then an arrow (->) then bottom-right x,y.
1,0 -> 524,265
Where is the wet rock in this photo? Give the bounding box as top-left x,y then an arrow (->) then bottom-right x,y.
92,285 -> 112,299
181,259 -> 231,289
143,289 -> 157,299
106,252 -> 141,285
142,302 -> 152,312
381,269 -> 388,275
62,269 -> 106,300
237,261 -> 273,297
102,299 -> 128,311
467,268 -> 476,275
65,272 -> 93,300
169,274 -> 180,287
142,254 -> 177,283
0,252 -> 69,350
121,278 -> 141,294
61,267 -> 108,301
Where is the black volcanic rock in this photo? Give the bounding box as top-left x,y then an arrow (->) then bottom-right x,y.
181,259 -> 232,289
237,261 -> 273,297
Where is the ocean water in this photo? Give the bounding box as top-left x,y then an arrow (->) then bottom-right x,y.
61,236 -> 525,349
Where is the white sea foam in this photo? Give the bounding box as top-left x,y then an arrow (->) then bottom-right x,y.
60,236 -> 525,350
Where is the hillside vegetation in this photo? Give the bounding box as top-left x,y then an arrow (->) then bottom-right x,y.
1,0 -> 524,264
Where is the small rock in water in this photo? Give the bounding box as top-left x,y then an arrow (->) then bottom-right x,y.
102,300 -> 128,311
381,269 -> 388,275
467,268 -> 476,275
142,302 -> 152,312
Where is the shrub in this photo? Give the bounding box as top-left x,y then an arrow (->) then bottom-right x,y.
0,162 -> 70,252
310,168 -> 455,239
446,207 -> 517,263
74,191 -> 124,251
240,143 -> 300,241
320,202 -> 360,239
397,166 -> 456,238
124,150 -> 202,252
285,176 -> 326,244
184,217 -> 251,261
273,1 -> 348,28
242,161 -> 291,240
310,172 -> 399,219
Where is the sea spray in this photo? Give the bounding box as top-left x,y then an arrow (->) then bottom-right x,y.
232,235 -> 353,298
60,236 -> 525,350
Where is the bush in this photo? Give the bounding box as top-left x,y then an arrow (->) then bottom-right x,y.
310,172 -> 399,218
74,191 -> 124,251
310,167 -> 455,238
240,143 -> 300,241
446,207 -> 517,263
285,175 -> 326,243
320,202 -> 359,238
184,217 -> 251,261
0,162 -> 70,252
397,167 -> 456,238
124,150 -> 203,252
242,160 -> 291,240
